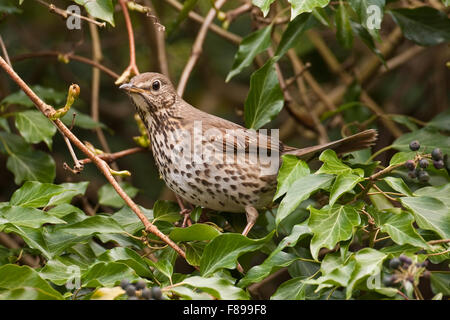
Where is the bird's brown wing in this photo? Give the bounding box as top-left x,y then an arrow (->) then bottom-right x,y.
282,129 -> 378,160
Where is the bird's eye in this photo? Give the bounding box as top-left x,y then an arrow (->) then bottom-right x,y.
152,80 -> 161,91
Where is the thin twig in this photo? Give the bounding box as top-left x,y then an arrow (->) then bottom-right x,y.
427,239 -> 450,245
177,0 -> 228,97
0,56 -> 187,260
79,147 -> 146,165
0,35 -> 11,67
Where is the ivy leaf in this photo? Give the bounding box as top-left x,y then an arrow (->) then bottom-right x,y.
74,0 -> 115,26
0,264 -> 63,300
14,111 -> 56,149
329,173 -> 364,206
336,1 -> 353,49
348,0 -> 385,40
383,177 -> 413,197
390,7 -> 450,46
98,182 -> 139,208
430,272 -> 450,296
239,222 -> 312,287
274,155 -> 310,200
226,25 -> 273,82
401,196 -> 450,239
288,0 -> 330,21
308,205 -> 361,260
181,276 -> 250,300
200,231 -> 274,276
0,86 -> 65,108
46,181 -> 90,207
317,149 -> 356,175
82,262 -> 139,288
110,206 -> 153,234
389,151 -> 415,166
392,127 -> 450,155
98,247 -> 153,278
10,181 -> 65,208
271,276 -> 318,300
252,0 -> 276,16
414,184 -> 450,210
0,206 -> 65,228
275,13 -> 315,57
346,248 -> 387,299
244,58 -> 284,129
277,174 -> 334,227
7,149 -> 55,185
427,109 -> 450,131
61,215 -> 125,236
185,242 -> 207,267
153,200 -> 180,223
39,257 -> 88,286
169,224 -> 221,242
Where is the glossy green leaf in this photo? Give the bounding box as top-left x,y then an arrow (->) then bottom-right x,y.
274,155 -> 310,200
288,0 -> 330,20
244,58 -> 284,129
185,242 -> 206,266
389,151 -> 415,166
308,205 -> 361,260
336,1 -> 353,48
110,206 -> 153,234
181,276 -> 250,300
277,174 -> 334,227
82,262 -> 139,287
401,196 -> 450,239
427,109 -> 450,131
390,7 -> 450,46
15,111 -> 56,149
252,0 -> 276,16
61,215 -> 125,236
74,0 -> 115,26
0,264 -> 63,300
0,206 -> 65,228
153,200 -> 180,223
349,0 -> 385,40
98,182 -> 139,208
226,25 -> 273,82
383,177 -> 413,197
275,13 -> 315,57
98,247 -> 153,278
329,173 -> 364,206
392,128 -> 450,155
271,276 -> 317,300
200,231 -> 274,276
39,257 -> 88,286
10,181 -> 64,208
169,224 -> 221,242
430,272 -> 450,296
317,149 -> 357,175
46,181 -> 89,206
414,184 -> 449,209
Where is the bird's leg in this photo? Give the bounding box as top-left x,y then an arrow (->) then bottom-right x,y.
242,206 -> 259,236
175,194 -> 192,227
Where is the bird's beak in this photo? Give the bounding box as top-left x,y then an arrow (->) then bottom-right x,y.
119,83 -> 141,93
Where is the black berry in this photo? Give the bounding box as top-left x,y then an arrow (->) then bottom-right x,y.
399,255 -> 412,266
409,140 -> 420,151
389,258 -> 401,270
135,280 -> 146,290
419,159 -> 428,168
142,288 -> 152,300
151,287 -> 162,300
405,160 -> 415,170
408,170 -> 417,179
433,160 -> 444,169
418,170 -> 430,182
383,274 -> 397,287
120,279 -> 130,290
126,285 -> 136,297
431,148 -> 443,161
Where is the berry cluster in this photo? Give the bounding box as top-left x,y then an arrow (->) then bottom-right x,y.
120,279 -> 163,300
405,140 -> 447,182
383,255 -> 429,287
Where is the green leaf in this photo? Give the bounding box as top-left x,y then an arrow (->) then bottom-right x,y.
389,151 -> 415,166
39,257 -> 88,286
244,58 -> 284,129
7,149 -> 55,185
275,155 -> 310,200
336,1 -> 353,48
185,242 -> 206,266
277,174 -> 334,227
61,215 -> 125,236
46,181 -> 89,206
346,248 -> 387,299
74,0 -> 115,26
329,173 -> 364,206
169,224 -> 221,242
10,181 -> 65,208
239,222 -> 312,287
15,111 -> 56,149
0,118 -> 10,132
371,209 -> 428,248
349,0 -> 385,40
427,109 -> 450,131
401,196 -> 450,239
200,231 -> 274,276
271,276 -> 317,300
383,177 -> 413,197
153,200 -> 180,223
181,276 -> 250,300
226,25 -> 273,82
390,7 -> 450,46
0,264 -> 63,300
308,205 -> 361,260
252,0 -> 276,16
414,184 -> 450,210
275,13 -> 315,57
190,207 -> 202,223
288,0 -> 330,20
1,86 -> 65,108
392,127 -> 450,155
110,206 -> 153,234
98,182 -> 139,208
430,272 -> 450,296
317,149 -> 356,175
0,206 -> 65,228
82,262 -> 139,288
98,247 -> 153,278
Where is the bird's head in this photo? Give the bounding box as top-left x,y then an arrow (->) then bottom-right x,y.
119,72 -> 177,114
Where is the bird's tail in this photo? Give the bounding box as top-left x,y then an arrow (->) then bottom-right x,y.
283,129 -> 378,159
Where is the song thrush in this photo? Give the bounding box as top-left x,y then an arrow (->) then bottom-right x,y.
120,72 -> 377,235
